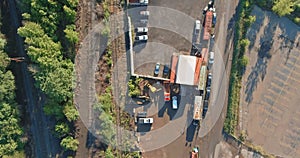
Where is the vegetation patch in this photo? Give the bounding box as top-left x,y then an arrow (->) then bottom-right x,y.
224,0 -> 255,135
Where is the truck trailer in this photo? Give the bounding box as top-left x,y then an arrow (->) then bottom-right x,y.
193,96 -> 203,126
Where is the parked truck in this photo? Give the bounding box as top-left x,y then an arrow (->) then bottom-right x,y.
129,0 -> 149,5
193,96 -> 203,126
163,81 -> 171,101
202,11 -> 213,41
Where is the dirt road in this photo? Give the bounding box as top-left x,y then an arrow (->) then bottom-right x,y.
7,0 -> 60,157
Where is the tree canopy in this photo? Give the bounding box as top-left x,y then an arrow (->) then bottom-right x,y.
272,0 -> 296,16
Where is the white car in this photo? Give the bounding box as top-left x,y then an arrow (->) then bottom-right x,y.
172,96 -> 178,109
140,11 -> 150,16
140,19 -> 148,24
138,118 -> 153,124
195,20 -> 201,34
136,27 -> 148,33
135,35 -> 148,41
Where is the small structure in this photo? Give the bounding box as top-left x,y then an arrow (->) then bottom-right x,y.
175,55 -> 197,86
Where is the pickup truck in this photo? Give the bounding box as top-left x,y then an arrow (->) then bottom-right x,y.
138,118 -> 153,124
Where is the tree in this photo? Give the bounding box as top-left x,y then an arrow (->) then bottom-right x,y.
64,25 -> 79,44
105,147 -> 115,158
63,6 -> 76,23
272,0 -> 295,16
240,55 -> 249,67
55,122 -> 70,138
60,136 -> 79,151
0,103 -> 23,157
63,103 -> 79,122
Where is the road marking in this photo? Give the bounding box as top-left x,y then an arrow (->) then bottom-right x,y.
279,67 -> 291,76
272,76 -> 287,88
274,71 -> 288,82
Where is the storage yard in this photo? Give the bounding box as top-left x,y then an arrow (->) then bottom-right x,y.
127,0 -> 219,157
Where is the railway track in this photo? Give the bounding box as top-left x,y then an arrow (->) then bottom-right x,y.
110,0 -> 122,156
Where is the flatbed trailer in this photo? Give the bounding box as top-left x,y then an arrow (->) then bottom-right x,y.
198,65 -> 207,94
202,11 -> 213,40
170,55 -> 178,83
193,96 -> 203,125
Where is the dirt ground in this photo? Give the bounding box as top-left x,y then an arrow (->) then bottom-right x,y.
240,6 -> 300,158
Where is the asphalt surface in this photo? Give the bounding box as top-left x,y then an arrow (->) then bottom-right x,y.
139,0 -> 240,157
7,1 -> 59,157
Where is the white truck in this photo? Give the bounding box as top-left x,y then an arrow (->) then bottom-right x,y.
129,0 -> 148,5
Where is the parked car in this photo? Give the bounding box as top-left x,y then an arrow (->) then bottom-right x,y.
202,6 -> 208,14
140,11 -> 150,16
135,35 -> 148,41
154,63 -> 160,75
163,64 -> 170,76
172,96 -> 178,109
212,12 -> 217,25
136,27 -> 148,33
207,73 -> 212,87
209,51 -> 214,65
138,118 -> 153,124
140,19 -> 148,24
195,20 -> 201,34
208,0 -> 214,8
137,111 -> 147,118
205,87 -> 211,100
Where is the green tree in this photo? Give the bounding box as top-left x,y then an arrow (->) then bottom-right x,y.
60,136 -> 79,151
0,103 -> 23,157
105,147 -> 115,158
240,55 -> 249,67
63,6 -> 76,23
64,25 -> 79,44
272,0 -> 295,16
63,103 -> 79,122
55,122 -> 70,138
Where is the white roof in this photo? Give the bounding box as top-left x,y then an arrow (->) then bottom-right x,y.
176,55 -> 196,85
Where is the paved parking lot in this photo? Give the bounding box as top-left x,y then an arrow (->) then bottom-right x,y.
240,6 -> 300,158
128,0 -> 204,78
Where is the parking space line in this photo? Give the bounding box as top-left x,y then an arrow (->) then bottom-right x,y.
286,56 -> 298,65
270,79 -> 285,90
274,71 -> 288,82
288,76 -> 300,85
279,67 -> 292,76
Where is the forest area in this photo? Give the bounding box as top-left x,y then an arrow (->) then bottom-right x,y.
0,14 -> 24,157
17,0 -> 80,154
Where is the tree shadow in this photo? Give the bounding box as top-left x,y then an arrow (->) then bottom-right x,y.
245,11 -> 276,103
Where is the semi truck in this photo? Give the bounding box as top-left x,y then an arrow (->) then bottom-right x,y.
193,96 -> 203,126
